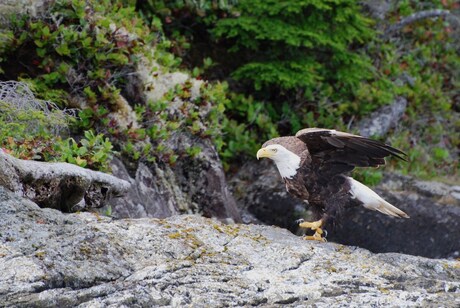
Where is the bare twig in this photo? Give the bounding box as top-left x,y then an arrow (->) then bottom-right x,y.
384,9 -> 458,37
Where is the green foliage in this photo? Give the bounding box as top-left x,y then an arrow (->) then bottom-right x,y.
0,29 -> 14,74
0,0 -> 153,123
56,130 -> 115,171
0,0 -> 231,170
138,0 -> 238,25
131,79 -> 227,164
212,0 -> 375,94
353,169 -> 384,187
0,101 -> 68,143
0,81 -> 115,171
375,0 -> 460,181
0,0 -> 166,168
186,146 -> 202,158
0,81 -> 71,161
143,0 -> 458,182
140,0 -> 381,163
220,93 -> 278,167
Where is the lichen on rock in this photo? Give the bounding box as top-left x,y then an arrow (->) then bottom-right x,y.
0,188 -> 459,307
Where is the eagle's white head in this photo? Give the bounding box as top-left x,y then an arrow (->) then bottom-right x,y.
256,144 -> 301,179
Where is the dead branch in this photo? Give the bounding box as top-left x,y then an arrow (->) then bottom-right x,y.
384,9 -> 457,36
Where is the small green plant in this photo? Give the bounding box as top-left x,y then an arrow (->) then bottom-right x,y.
56,130 -> 115,171
220,92 -> 279,168
353,169 -> 384,187
186,146 -> 202,158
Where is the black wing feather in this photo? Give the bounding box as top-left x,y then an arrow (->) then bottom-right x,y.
295,128 -> 407,176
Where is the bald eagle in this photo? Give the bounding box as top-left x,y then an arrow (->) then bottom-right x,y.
257,128 -> 409,241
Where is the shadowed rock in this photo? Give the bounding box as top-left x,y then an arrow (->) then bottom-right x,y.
1,188 -> 459,307
0,150 -> 130,212
328,174 -> 460,259
108,136 -> 241,223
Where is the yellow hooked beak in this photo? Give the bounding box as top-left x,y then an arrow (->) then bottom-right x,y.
256,148 -> 273,160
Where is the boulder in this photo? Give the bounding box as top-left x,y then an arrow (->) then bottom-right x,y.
108,142 -> 241,222
107,158 -> 186,218
165,133 -> 241,222
0,150 -> 130,212
1,187 -> 459,307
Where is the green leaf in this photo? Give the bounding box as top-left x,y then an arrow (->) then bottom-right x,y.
55,43 -> 71,56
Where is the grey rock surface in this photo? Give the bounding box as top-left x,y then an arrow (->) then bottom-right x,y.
357,96 -> 407,138
230,160 -> 460,259
109,145 -> 241,222
0,150 -> 130,212
1,187 -> 459,307
108,158 -> 184,219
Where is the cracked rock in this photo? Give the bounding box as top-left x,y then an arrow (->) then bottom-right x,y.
1,187 -> 459,307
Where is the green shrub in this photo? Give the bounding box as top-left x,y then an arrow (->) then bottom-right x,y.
139,0 -> 381,157
0,0 -> 158,167
56,130 -> 115,171
0,0 -> 155,143
214,0 -> 374,92
0,81 -> 115,171
0,81 -> 71,160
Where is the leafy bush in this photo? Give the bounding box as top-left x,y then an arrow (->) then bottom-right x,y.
57,130 -> 115,171
130,79 -> 228,164
0,0 -> 232,170
378,0 -> 460,180
0,81 -> 115,171
0,0 -> 154,136
214,1 -> 374,92
140,1 -> 380,150
0,81 -> 71,160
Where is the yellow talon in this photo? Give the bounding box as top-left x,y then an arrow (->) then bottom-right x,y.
304,230 -> 327,242
299,219 -> 326,242
298,219 -> 323,230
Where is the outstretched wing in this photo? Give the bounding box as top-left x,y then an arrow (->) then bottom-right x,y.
295,128 -> 406,177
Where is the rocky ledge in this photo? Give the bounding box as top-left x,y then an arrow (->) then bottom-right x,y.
1,187 -> 459,307
0,150 -> 130,212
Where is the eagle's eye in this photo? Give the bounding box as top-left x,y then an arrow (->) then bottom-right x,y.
272,148 -> 277,152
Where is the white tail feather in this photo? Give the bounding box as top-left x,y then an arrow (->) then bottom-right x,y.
348,177 -> 409,218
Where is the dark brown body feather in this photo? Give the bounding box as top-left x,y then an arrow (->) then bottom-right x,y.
263,128 -> 407,223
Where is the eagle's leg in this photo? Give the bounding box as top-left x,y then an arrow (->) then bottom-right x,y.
299,219 -> 326,242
